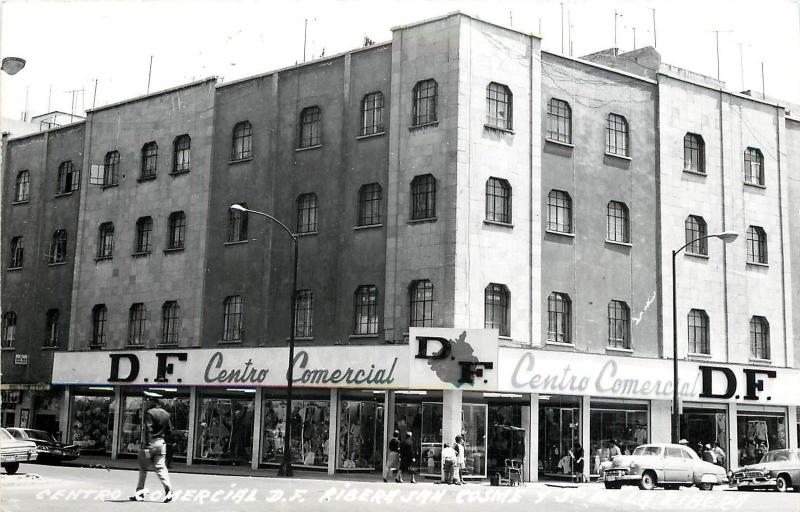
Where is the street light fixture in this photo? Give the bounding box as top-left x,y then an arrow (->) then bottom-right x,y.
1,57 -> 26,75
230,203 -> 299,477
671,230 -> 737,443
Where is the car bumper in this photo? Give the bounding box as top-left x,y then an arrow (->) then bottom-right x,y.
730,477 -> 777,488
1,452 -> 38,463
604,470 -> 640,482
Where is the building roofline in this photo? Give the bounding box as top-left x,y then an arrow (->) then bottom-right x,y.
657,70 -> 789,110
542,50 -> 658,85
30,110 -> 83,119
85,77 -> 218,114
391,11 -> 541,40
217,41 -> 392,90
5,120 -> 86,143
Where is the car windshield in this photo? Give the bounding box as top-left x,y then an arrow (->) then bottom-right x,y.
633,446 -> 662,456
26,430 -> 57,443
0,429 -> 14,441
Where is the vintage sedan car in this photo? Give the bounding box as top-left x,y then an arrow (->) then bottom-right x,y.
7,428 -> 80,464
0,427 -> 37,474
730,449 -> 800,492
603,443 -> 728,491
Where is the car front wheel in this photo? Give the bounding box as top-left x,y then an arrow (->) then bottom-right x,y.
775,475 -> 790,493
639,471 -> 657,490
3,462 -> 20,475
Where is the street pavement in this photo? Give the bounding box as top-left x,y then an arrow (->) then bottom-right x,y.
2,463 -> 799,512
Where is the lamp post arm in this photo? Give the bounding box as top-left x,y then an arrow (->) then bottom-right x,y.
672,234 -> 718,257
242,208 -> 297,241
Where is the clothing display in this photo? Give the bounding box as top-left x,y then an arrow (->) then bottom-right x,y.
197,397 -> 254,462
71,395 -> 113,454
337,400 -> 383,470
262,399 -> 329,467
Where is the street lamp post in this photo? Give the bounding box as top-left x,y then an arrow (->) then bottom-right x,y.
671,230 -> 737,444
230,204 -> 298,477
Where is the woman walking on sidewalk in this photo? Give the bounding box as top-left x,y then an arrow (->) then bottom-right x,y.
384,430 -> 401,482
397,431 -> 416,483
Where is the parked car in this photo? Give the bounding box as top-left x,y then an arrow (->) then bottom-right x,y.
6,428 -> 80,464
603,443 -> 728,491
0,427 -> 37,474
729,449 -> 800,493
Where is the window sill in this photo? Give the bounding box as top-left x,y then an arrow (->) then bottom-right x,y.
224,240 -> 249,246
157,342 -> 179,348
101,183 -> 119,190
356,132 -> 385,140
11,200 -> 30,205
219,339 -> 243,345
545,229 -> 575,238
682,168 -> 707,177
137,175 -> 157,183
170,169 -> 190,176
484,124 -> 514,134
605,239 -> 632,247
746,261 -> 769,268
54,191 -> 74,198
685,252 -> 710,260
163,247 -> 185,254
126,343 -> 147,349
604,152 -> 632,161
743,181 -> 766,190
687,352 -> 712,359
0,346 -> 15,351
354,224 -> 383,231
6,266 -> 22,271
48,261 -> 67,267
350,334 -> 379,339
606,346 -> 633,353
131,251 -> 151,258
749,357 -> 772,365
40,346 -> 58,351
545,340 -> 575,347
409,121 -> 438,132
94,256 -> 113,262
545,138 -> 574,148
297,231 -> 318,237
295,145 -> 322,153
229,156 -> 253,165
88,345 -> 104,351
291,337 -> 315,342
408,217 -> 437,225
484,219 -> 514,228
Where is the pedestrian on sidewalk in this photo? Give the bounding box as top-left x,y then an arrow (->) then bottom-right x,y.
130,393 -> 174,503
454,435 -> 466,484
397,431 -> 416,483
384,430 -> 400,482
570,443 -> 588,483
441,443 -> 457,484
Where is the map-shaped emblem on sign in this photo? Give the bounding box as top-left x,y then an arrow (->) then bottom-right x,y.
426,330 -> 479,387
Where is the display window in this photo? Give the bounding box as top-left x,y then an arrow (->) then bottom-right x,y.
393,391 -> 442,476
590,400 -> 648,475
737,411 -> 787,466
262,393 -> 330,468
461,403 -> 487,478
118,389 -> 190,459
195,390 -> 255,464
337,391 -> 385,471
538,395 -> 581,478
33,393 -> 62,436
680,407 -> 728,468
70,389 -> 115,455
486,401 -> 526,478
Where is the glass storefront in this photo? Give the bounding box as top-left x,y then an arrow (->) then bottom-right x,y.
393,391 -> 442,476
539,396 -> 580,477
262,392 -> 330,468
70,389 -> 115,455
195,390 -> 255,464
680,406 -> 728,467
590,400 -> 648,475
118,389 -> 191,459
337,391 -> 384,471
461,403 -> 487,478
737,411 -> 787,466
486,401 -> 526,478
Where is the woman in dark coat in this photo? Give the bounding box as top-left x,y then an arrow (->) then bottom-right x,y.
397,431 -> 416,483
571,443 -> 587,483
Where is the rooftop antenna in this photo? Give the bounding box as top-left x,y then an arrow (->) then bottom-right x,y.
652,8 -> 657,48
632,27 -> 636,50
147,55 -> 153,94
47,84 -> 52,112
65,89 -> 82,122
761,61 -> 765,100
22,86 -> 29,121
614,10 -> 624,54
509,9 -> 512,27
712,30 -> 732,82
303,18 -> 308,63
538,17 -> 542,35
567,9 -> 573,56
92,79 -> 98,110
560,3 -> 564,54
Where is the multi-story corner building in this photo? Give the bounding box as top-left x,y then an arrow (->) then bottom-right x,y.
2,12 -> 798,481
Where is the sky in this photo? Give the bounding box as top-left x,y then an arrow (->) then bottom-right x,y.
1,0 -> 799,121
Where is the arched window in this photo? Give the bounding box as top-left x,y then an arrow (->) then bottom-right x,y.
412,79 -> 438,126
546,98 -> 572,143
484,283 -> 510,336
360,92 -> 385,136
683,133 -> 705,173
9,236 -> 24,268
294,290 -> 313,338
685,215 -> 707,255
45,309 -> 60,348
410,174 -> 436,220
353,285 -> 378,335
746,225 -> 768,264
296,193 -> 318,233
486,82 -> 512,130
299,106 -> 321,148
608,300 -> 631,349
128,303 -> 147,346
358,183 -> 382,226
547,292 -> 571,344
750,316 -> 770,360
486,178 -> 512,224
167,211 -> 186,250
606,113 -> 629,156
606,201 -> 630,243
228,203 -> 248,242
173,134 -> 191,173
57,161 -> 79,194
744,147 -> 764,186
91,304 -> 107,347
135,217 -> 153,253
104,150 -> 120,186
14,170 -> 30,202
1,311 -> 16,348
688,309 -> 710,355
49,229 -> 68,264
222,295 -> 243,342
547,190 -> 572,233
141,141 -> 158,178
409,280 -> 434,327
161,301 -> 180,345
232,121 -> 252,160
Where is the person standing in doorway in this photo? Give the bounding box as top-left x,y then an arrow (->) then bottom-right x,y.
130,393 -> 173,503
397,431 -> 416,483
384,430 -> 400,482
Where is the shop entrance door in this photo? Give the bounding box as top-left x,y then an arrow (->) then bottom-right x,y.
539,398 -> 580,478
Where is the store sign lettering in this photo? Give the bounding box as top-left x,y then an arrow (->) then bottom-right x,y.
698,365 -> 777,401
292,350 -> 397,385
415,335 -> 494,385
204,351 -> 269,384
108,352 -> 188,383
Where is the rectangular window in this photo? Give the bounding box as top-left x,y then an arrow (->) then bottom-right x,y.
58,161 -> 80,194
294,290 -> 313,338
128,304 -> 147,345
222,296 -> 243,342
361,93 -> 384,136
412,80 -> 438,126
353,286 -> 378,335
